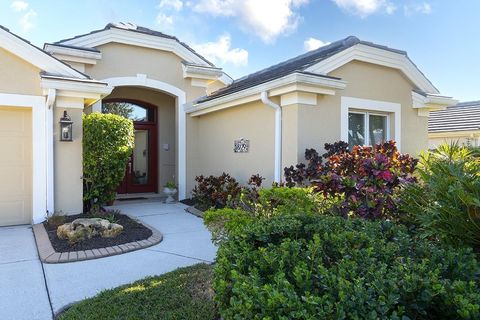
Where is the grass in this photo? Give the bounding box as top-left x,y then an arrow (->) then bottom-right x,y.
58,263 -> 217,320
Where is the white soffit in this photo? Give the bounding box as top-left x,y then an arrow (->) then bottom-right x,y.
0,27 -> 87,79
305,43 -> 439,94
59,28 -> 210,67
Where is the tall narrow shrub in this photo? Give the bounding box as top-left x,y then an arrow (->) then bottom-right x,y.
83,112 -> 134,210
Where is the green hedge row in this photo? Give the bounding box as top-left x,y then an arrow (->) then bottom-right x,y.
214,214 -> 480,319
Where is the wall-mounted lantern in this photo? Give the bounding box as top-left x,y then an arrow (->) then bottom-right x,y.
59,110 -> 73,141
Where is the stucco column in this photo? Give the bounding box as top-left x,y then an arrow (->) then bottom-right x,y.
281,104 -> 299,179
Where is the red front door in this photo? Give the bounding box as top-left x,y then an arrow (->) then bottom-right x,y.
104,99 -> 158,195
118,124 -> 158,194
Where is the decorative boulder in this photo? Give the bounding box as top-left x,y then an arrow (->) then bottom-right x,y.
57,218 -> 123,243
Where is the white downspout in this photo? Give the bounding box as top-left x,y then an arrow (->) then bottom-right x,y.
261,91 -> 282,183
46,89 -> 56,215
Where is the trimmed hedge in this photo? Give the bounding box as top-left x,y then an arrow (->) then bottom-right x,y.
214,215 -> 480,319
83,112 -> 134,209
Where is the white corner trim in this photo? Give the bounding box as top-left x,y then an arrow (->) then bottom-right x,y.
280,92 -> 317,107
0,28 -> 87,79
102,75 -> 187,199
61,28 -> 210,67
306,44 -> 439,94
340,96 -> 401,151
0,93 -> 49,223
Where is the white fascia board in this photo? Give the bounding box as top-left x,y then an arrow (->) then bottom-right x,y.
188,73 -> 347,116
61,28 -> 210,67
41,77 -> 112,102
182,64 -> 224,80
51,54 -> 98,65
412,91 -> 458,110
44,44 -> 102,61
306,44 -> 439,94
0,28 -> 87,79
219,72 -> 233,85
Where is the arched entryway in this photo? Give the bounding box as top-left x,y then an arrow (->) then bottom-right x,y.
93,75 -> 186,199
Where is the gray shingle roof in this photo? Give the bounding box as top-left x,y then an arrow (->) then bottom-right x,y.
55,22 -> 215,66
429,101 -> 480,133
197,35 -> 429,103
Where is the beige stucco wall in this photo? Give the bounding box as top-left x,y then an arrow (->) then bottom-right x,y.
0,48 -> 42,95
195,60 -> 428,188
85,43 -> 207,101
106,86 -> 176,190
193,100 -> 276,189
54,99 -> 84,214
330,61 -> 426,155
281,60 -> 426,169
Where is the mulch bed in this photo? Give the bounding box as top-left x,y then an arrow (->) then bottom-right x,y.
44,213 -> 152,253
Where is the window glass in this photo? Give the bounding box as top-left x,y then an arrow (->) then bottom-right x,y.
369,114 -> 387,145
102,101 -> 153,122
348,113 -> 365,148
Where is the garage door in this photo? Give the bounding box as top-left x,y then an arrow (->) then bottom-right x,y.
0,106 -> 32,226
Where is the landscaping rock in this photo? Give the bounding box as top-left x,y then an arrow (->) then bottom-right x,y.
57,218 -> 123,243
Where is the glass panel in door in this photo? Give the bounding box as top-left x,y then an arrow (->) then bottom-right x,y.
132,130 -> 149,185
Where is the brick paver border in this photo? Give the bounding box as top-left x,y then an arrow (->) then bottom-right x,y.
33,217 -> 163,264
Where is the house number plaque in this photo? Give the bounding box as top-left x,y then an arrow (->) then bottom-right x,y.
234,138 -> 250,153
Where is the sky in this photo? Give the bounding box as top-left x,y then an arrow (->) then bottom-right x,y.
1,0 -> 479,101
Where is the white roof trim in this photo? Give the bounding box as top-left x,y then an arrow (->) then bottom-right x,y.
59,28 -> 210,67
305,43 -> 439,94
0,27 -> 87,79
412,91 -> 458,117
182,63 -> 223,80
41,77 -> 112,101
44,43 -> 102,64
188,72 -> 347,116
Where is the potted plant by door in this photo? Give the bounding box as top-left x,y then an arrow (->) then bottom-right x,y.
163,181 -> 177,203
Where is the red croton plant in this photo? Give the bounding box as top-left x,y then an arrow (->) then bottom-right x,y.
284,141 -> 418,219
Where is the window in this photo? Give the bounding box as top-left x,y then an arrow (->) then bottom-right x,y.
102,101 -> 154,122
348,111 -> 388,148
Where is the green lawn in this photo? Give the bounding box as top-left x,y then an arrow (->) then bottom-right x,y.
58,263 -> 217,320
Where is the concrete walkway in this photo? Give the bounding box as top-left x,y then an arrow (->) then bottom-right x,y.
0,202 -> 216,320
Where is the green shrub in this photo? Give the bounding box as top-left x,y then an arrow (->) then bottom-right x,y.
83,112 -> 134,209
255,187 -> 320,216
400,143 -> 480,247
204,208 -> 253,244
204,186 -> 336,244
214,214 -> 480,319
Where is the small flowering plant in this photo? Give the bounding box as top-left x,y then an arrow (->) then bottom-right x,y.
285,141 -> 418,219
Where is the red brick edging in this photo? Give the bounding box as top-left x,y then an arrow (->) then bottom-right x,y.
33,217 -> 163,264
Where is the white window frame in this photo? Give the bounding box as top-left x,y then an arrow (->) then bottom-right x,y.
348,110 -> 390,147
341,96 -> 401,151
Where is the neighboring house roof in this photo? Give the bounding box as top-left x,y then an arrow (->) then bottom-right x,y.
55,22 -> 215,67
429,101 -> 480,133
198,36 -> 437,103
0,25 -> 89,79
